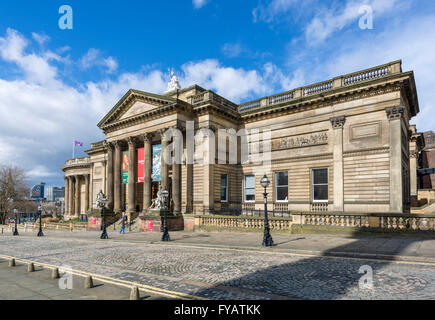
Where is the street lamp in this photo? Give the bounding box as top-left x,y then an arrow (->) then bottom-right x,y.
96,190 -> 109,239
260,174 -> 274,247
13,209 -> 19,236
161,187 -> 170,242
37,202 -> 44,237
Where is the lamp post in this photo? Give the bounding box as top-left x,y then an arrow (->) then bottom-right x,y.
13,208 -> 19,236
260,174 -> 274,247
161,187 -> 170,242
96,190 -> 109,239
37,202 -> 44,237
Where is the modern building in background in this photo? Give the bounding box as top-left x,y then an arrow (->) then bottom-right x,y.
419,131 -> 435,189
62,60 -> 421,222
30,182 -> 46,201
46,187 -> 65,202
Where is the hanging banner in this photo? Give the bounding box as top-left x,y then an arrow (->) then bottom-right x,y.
152,144 -> 162,182
137,148 -> 144,183
122,151 -> 128,184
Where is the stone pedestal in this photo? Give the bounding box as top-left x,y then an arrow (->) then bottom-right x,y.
139,210 -> 184,232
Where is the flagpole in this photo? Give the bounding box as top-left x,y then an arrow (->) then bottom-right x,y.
73,140 -> 75,159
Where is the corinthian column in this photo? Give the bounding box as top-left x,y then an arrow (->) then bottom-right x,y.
114,141 -> 122,213
105,142 -> 114,210
159,129 -> 169,192
387,106 -> 405,213
330,116 -> 346,212
84,174 -> 90,213
74,175 -> 80,216
69,176 -> 74,216
64,177 -> 69,215
142,133 -> 153,213
127,137 -> 137,215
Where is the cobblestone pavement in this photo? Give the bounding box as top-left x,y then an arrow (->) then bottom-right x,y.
1,233 -> 435,300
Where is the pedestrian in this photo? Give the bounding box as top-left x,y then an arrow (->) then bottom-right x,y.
119,217 -> 126,234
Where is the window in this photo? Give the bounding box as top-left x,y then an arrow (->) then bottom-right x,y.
312,169 -> 328,202
244,175 -> 255,202
275,172 -> 288,202
220,174 -> 228,202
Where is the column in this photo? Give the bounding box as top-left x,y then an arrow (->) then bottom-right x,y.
85,174 -> 90,213
330,116 -> 346,212
64,177 -> 69,216
172,154 -> 181,215
127,137 -> 137,216
105,142 -> 114,210
74,175 -> 80,216
202,126 -> 215,211
114,141 -> 122,213
142,133 -> 153,212
69,176 -> 74,216
387,106 -> 405,213
160,130 -> 169,192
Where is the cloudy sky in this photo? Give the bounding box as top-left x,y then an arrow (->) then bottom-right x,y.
0,0 -> 434,188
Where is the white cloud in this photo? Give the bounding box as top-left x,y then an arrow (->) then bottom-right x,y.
222,43 -> 243,58
305,0 -> 401,44
180,59 -> 294,102
80,48 -> 118,74
193,0 -> 208,9
31,32 -> 50,46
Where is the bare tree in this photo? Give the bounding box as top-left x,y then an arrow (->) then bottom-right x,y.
0,166 -> 29,224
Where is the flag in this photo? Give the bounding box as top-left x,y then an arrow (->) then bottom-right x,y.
74,141 -> 83,147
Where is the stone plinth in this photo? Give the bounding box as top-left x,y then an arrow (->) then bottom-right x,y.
139,213 -> 184,232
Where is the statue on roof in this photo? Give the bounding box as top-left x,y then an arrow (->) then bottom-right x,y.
166,70 -> 181,93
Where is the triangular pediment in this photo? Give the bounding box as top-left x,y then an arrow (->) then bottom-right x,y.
98,89 -> 176,128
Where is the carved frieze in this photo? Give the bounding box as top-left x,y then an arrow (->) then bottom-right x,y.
272,131 -> 328,151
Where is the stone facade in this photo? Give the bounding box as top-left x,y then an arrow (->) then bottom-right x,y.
62,60 -> 420,220
419,131 -> 435,189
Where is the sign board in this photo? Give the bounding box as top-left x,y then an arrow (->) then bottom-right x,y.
122,151 -> 128,184
152,144 -> 162,182
147,220 -> 153,231
137,148 -> 144,183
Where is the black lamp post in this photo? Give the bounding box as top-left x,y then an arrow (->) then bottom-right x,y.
13,209 -> 19,236
161,187 -> 170,242
96,190 -> 109,239
260,174 -> 274,247
37,202 -> 44,237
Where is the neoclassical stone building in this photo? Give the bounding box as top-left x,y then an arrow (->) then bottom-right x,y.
62,60 -> 420,222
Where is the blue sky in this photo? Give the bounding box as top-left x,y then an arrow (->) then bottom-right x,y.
0,0 -> 434,188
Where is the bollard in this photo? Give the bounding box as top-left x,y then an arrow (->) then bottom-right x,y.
130,286 -> 140,300
85,276 -> 93,289
51,268 -> 60,279
27,263 -> 35,272
8,259 -> 16,267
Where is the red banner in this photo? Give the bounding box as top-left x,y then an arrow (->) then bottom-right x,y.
137,148 -> 144,183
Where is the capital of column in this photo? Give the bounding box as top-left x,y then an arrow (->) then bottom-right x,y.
127,136 -> 137,146
158,129 -> 172,142
386,106 -> 405,121
330,116 -> 346,129
141,133 -> 154,143
113,140 -> 124,149
104,141 -> 114,151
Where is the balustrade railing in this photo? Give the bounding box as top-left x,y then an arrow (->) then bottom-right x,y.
65,157 -> 90,166
237,60 -> 402,113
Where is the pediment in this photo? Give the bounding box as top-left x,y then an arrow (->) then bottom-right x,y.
98,89 -> 176,128
119,100 -> 160,120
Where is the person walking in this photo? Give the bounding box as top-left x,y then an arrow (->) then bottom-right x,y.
119,217 -> 126,234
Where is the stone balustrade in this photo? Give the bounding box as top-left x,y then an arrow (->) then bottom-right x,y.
64,157 -> 91,167
197,216 -> 292,232
189,90 -> 238,111
238,60 -> 402,113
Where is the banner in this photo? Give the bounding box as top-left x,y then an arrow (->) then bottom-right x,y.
152,144 -> 162,182
137,148 -> 144,183
122,151 -> 128,184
